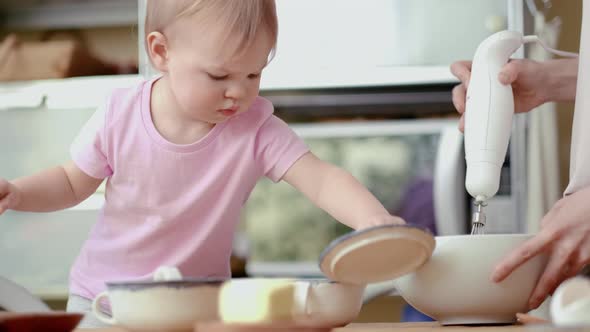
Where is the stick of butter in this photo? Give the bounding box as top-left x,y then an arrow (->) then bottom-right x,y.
219,279 -> 298,324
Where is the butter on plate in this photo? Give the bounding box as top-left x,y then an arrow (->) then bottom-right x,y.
218,278 -> 298,324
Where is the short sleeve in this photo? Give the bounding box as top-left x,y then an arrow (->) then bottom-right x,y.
255,115 -> 309,182
70,101 -> 113,179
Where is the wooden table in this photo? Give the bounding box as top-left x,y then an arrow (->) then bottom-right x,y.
342,322 -> 590,331
75,322 -> 590,332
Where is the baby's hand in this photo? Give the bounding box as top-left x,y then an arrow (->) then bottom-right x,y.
0,178 -> 20,215
359,214 -> 406,229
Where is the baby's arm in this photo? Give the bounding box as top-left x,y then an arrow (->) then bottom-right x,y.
282,152 -> 404,230
1,161 -> 102,213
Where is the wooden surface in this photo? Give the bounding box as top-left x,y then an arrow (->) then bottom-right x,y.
74,322 -> 590,332
342,322 -> 590,331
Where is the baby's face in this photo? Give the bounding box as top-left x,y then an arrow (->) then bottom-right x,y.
163,17 -> 273,124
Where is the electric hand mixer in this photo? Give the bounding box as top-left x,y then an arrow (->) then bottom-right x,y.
465,30 -> 577,235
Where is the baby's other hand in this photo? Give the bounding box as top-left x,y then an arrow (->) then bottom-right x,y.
0,178 -> 20,215
359,214 -> 406,230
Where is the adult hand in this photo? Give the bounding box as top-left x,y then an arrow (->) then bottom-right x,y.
491,185 -> 590,309
0,178 -> 20,215
450,59 -> 551,131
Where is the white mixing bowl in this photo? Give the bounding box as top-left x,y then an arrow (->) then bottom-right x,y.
393,234 -> 548,325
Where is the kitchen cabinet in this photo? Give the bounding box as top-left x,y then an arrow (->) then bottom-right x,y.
0,0 -> 137,30
0,1 -> 139,82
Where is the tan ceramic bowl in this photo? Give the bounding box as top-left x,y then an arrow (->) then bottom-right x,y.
393,234 -> 548,325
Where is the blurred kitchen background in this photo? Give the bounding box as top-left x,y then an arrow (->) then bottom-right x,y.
0,0 -> 582,323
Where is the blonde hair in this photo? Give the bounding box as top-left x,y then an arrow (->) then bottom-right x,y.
145,0 -> 277,56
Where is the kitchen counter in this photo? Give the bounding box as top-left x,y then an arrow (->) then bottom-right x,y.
75,322 -> 590,332
342,322 -> 590,331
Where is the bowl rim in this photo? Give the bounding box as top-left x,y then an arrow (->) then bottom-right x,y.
106,277 -> 227,290
434,233 -> 535,240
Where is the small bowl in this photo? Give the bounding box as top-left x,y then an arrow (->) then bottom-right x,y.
92,267 -> 225,331
393,234 -> 548,325
293,279 -> 365,327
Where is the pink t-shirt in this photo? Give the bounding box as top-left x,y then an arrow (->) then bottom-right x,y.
68,77 -> 309,300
